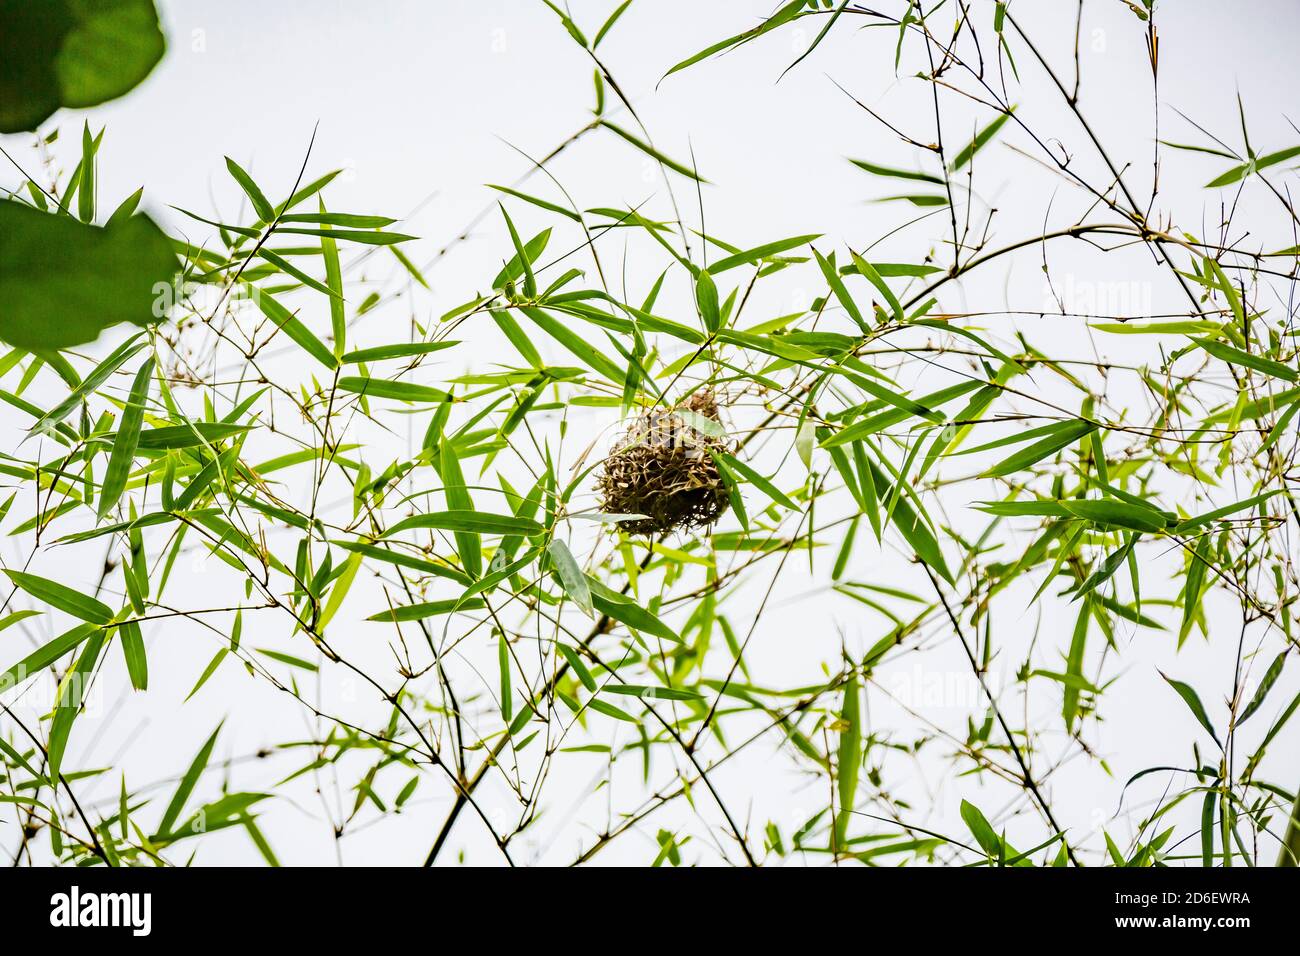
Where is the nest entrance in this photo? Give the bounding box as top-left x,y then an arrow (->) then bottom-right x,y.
597,391 -> 731,535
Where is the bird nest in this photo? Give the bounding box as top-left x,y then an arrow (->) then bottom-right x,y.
596,391 -> 732,535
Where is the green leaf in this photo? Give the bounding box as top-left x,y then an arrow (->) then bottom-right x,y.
78,122 -> 96,223
711,450 -> 797,511
984,420 -> 1097,477
281,212 -> 397,228
384,511 -> 543,538
486,184 -> 580,221
661,0 -> 807,79
137,421 -> 250,450
558,644 -> 597,693
0,622 -> 98,691
224,157 -> 274,222
336,376 -> 450,403
588,577 -> 680,643
1192,337 -> 1298,382
1207,145 -> 1300,188
519,307 -> 624,382
866,459 -> 952,583
848,251 -> 903,323
1174,490 -> 1279,533
960,799 -> 1003,858
98,356 -> 154,519
548,538 -> 593,616
949,108 -> 1014,171
1091,320 -> 1226,335
47,626 -> 106,781
498,634 -> 513,724
0,201 -> 175,350
587,697 -> 639,724
340,341 -> 458,364
603,684 -> 703,702
4,570 -> 112,623
599,121 -> 707,182
813,249 -> 867,332
1061,499 -> 1169,534
696,268 -> 721,333
834,674 -> 861,849
256,291 -> 339,369
276,227 -> 416,245
30,334 -> 145,435
119,620 -> 147,691
709,234 -> 819,273
593,0 -> 633,47
184,648 -> 227,702
434,437 -> 482,579
492,228 -> 551,288
1239,651 -> 1286,726
366,598 -> 484,622
154,723 -> 222,840
848,159 -> 944,184
1160,672 -> 1222,748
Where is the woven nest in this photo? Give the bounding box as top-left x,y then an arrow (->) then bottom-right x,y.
597,391 -> 732,535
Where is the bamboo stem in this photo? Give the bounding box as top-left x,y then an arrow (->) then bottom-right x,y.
1278,789 -> 1300,867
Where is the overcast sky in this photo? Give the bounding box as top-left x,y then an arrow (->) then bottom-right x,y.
3,1 -> 1299,865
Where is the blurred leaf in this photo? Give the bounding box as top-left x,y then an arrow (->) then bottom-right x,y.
0,201 -> 175,350
0,0 -> 165,134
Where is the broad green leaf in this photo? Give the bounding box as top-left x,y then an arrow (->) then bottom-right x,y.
1207,145 -> 1300,188
813,249 -> 867,332
960,800 -> 1003,858
866,459 -> 952,583
519,307 -> 624,382
587,697 -> 639,723
0,201 -> 175,350
119,620 -> 148,690
5,570 -> 112,623
696,268 -> 721,333
0,0 -> 165,133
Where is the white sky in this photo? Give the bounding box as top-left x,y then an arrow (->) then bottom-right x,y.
3,0 -> 1299,865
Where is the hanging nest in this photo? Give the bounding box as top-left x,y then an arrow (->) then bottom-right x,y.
596,391 -> 732,535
